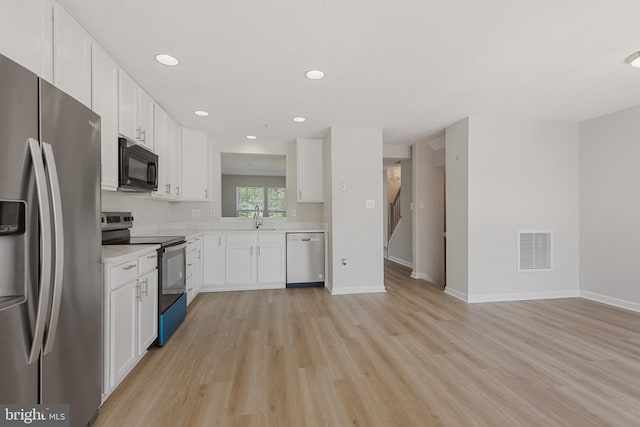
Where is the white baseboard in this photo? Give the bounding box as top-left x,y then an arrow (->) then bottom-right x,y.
330,285 -> 386,295
444,288 -> 468,302
388,256 -> 413,269
410,271 -> 437,284
199,284 -> 286,292
580,290 -> 640,314
467,289 -> 579,303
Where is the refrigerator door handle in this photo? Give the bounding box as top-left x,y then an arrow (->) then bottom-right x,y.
27,138 -> 53,365
42,142 -> 64,355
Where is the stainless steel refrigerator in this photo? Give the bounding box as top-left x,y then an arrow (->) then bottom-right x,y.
0,54 -> 102,426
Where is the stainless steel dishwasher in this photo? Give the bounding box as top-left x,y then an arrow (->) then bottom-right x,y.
286,233 -> 325,287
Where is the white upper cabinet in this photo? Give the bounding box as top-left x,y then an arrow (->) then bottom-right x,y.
0,0 -> 53,81
154,108 -> 180,200
92,44 -> 119,191
118,69 -> 154,151
53,4 -> 91,107
118,69 -> 137,142
137,88 -> 155,150
296,138 -> 324,202
180,127 -> 209,201
152,105 -> 169,198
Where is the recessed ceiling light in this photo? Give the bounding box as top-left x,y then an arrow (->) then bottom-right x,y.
194,110 -> 210,117
155,54 -> 180,66
246,135 -> 257,140
625,51 -> 640,68
305,69 -> 325,80
292,116 -> 306,123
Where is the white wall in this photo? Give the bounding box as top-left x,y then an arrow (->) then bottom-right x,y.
412,138 -> 445,285
326,127 -> 385,294
102,191 -> 172,227
323,131 -> 334,289
466,116 -> 580,302
579,106 -> 640,311
444,119 -> 469,300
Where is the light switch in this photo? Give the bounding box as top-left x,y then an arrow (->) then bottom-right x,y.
340,183 -> 347,192
291,209 -> 296,217
366,200 -> 375,209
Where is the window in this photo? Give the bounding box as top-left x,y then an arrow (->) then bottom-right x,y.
236,186 -> 286,217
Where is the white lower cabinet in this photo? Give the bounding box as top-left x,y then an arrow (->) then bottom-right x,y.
109,279 -> 137,387
203,234 -> 224,287
137,269 -> 158,353
186,235 -> 203,305
220,232 -> 285,289
103,248 -> 158,400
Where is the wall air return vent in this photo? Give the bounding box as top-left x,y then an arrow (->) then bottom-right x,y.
517,231 -> 553,272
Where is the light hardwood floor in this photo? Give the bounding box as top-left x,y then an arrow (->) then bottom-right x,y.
94,261 -> 640,426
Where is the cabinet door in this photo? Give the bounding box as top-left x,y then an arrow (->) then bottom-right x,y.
172,120 -> 182,198
297,138 -> 324,202
194,237 -> 204,292
137,89 -> 155,150
225,244 -> 256,285
137,270 -> 158,354
152,105 -> 168,197
110,280 -> 137,387
118,69 -> 137,142
92,44 -> 119,191
53,4 -> 91,107
180,127 -> 209,200
257,243 -> 285,283
185,249 -> 196,305
0,0 -> 53,81
203,235 -> 223,286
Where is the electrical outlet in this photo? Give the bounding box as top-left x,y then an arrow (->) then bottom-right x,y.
210,209 -> 216,217
340,183 -> 347,192
291,209 -> 296,217
554,260 -> 560,270
191,209 -> 200,218
366,200 -> 375,209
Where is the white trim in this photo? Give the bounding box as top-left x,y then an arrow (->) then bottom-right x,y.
444,288 -> 468,302
330,285 -> 386,295
580,290 -> 640,314
324,279 -> 333,294
388,217 -> 403,243
467,289 -> 579,303
199,284 -> 286,292
410,271 -> 437,285
388,256 -> 413,269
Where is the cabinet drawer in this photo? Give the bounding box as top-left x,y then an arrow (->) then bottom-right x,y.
138,251 -> 158,275
111,260 -> 138,289
226,233 -> 257,244
258,232 -> 285,244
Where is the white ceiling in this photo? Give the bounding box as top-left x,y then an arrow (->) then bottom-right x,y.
58,0 -> 640,146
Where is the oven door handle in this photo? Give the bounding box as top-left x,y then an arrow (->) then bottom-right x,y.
163,242 -> 187,253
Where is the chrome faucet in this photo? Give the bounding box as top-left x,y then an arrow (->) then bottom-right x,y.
253,205 -> 263,229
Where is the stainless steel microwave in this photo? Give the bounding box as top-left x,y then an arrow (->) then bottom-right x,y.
118,137 -> 158,192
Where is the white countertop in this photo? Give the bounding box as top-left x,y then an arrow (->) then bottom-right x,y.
102,244 -> 159,264
133,227 -> 327,240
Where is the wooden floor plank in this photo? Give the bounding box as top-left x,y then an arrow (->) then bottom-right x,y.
94,260 -> 640,427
